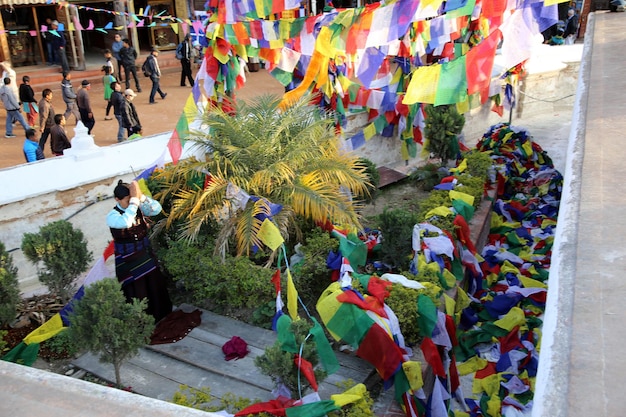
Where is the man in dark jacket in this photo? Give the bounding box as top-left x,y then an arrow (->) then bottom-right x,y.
119,38 -> 141,92
144,48 -> 167,104
179,34 -> 195,87
50,114 -> 71,156
76,80 -> 95,135
120,88 -> 141,137
109,81 -> 125,142
50,20 -> 69,72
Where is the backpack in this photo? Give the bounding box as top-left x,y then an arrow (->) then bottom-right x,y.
175,42 -> 184,60
141,58 -> 151,77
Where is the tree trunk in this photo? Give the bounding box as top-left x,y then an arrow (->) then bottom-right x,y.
114,361 -> 122,387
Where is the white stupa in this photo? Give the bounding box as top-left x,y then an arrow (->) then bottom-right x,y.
63,121 -> 103,159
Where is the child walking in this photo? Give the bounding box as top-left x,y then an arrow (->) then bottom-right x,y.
102,65 -> 116,120
19,75 -> 38,128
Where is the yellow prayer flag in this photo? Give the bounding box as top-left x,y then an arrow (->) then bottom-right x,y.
402,361 -> 424,391
458,356 -> 488,376
443,293 -> 455,317
544,0 -> 569,5
363,123 -> 377,140
171,23 -> 179,35
331,383 -> 366,408
184,94 -> 199,124
137,178 -> 152,198
286,269 -> 299,321
258,218 -> 284,251
494,306 -> 526,331
403,64 -> 441,105
449,158 -> 467,174
23,313 -> 66,345
449,190 -> 475,207
519,275 -> 548,289
425,206 -> 453,219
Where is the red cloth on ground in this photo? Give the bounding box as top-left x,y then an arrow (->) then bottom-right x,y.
149,309 -> 202,345
222,335 -> 249,361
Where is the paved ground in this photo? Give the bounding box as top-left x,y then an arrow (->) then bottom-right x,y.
0,62 -> 285,169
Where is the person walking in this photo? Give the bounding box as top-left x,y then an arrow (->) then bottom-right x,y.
144,48 -> 167,104
563,8 -> 579,45
23,128 -> 44,162
38,88 -> 55,150
178,34 -> 195,87
50,114 -> 71,156
120,88 -> 141,138
76,80 -> 95,135
110,81 -> 125,142
119,38 -> 141,92
102,65 -> 117,120
111,33 -> 124,83
61,71 -> 81,125
0,62 -> 19,99
0,77 -> 30,138
107,179 -> 172,322
19,75 -> 38,128
103,49 -> 116,80
50,20 -> 70,72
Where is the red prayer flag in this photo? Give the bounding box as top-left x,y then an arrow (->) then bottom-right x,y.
356,324 -> 404,381
167,130 -> 182,165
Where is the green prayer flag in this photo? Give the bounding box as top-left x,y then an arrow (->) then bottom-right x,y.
1,341 -> 40,366
416,294 -> 438,338
277,314 -> 298,353
285,400 -> 340,417
310,318 -> 340,375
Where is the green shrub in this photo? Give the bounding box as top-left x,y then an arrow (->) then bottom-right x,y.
0,330 -> 7,354
357,157 -> 380,202
255,318 -> 327,396
464,150 -> 493,180
290,227 -> 339,310
0,242 -> 20,327
385,280 -> 442,347
160,238 -> 274,314
455,173 -> 486,208
21,220 -> 93,302
424,104 -> 465,165
408,163 -> 448,191
172,385 -> 271,416
67,278 -> 155,386
41,329 -> 80,358
415,190 -> 455,233
376,208 -> 420,271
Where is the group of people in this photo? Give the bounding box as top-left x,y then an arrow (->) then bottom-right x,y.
2,31 -> 200,164
0,61 -> 77,162
542,8 -> 580,46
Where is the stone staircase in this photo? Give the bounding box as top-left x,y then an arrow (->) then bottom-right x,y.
71,303 -> 375,406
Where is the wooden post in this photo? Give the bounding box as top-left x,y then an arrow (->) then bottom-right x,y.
32,7 -> 45,64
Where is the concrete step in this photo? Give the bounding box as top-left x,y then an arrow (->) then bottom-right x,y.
71,304 -> 375,406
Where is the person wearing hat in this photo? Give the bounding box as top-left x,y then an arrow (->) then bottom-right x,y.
120,88 -> 141,138
144,48 -> 167,104
76,79 -> 95,134
178,34 -> 195,87
106,179 -> 172,322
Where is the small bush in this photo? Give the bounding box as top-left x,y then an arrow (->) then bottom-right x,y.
408,163 -> 448,191
424,104 -> 465,165
0,242 -> 20,327
255,318 -> 326,396
290,227 -> 339,310
67,278 -> 155,386
415,190 -> 455,233
172,385 -> 272,416
160,238 -> 274,314
41,329 -> 81,358
328,381 -> 375,417
21,220 -> 93,302
376,208 -> 419,272
385,280 -> 442,346
357,157 -> 380,202
464,150 -> 493,180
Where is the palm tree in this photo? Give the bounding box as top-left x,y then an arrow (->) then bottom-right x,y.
155,93 -> 371,257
